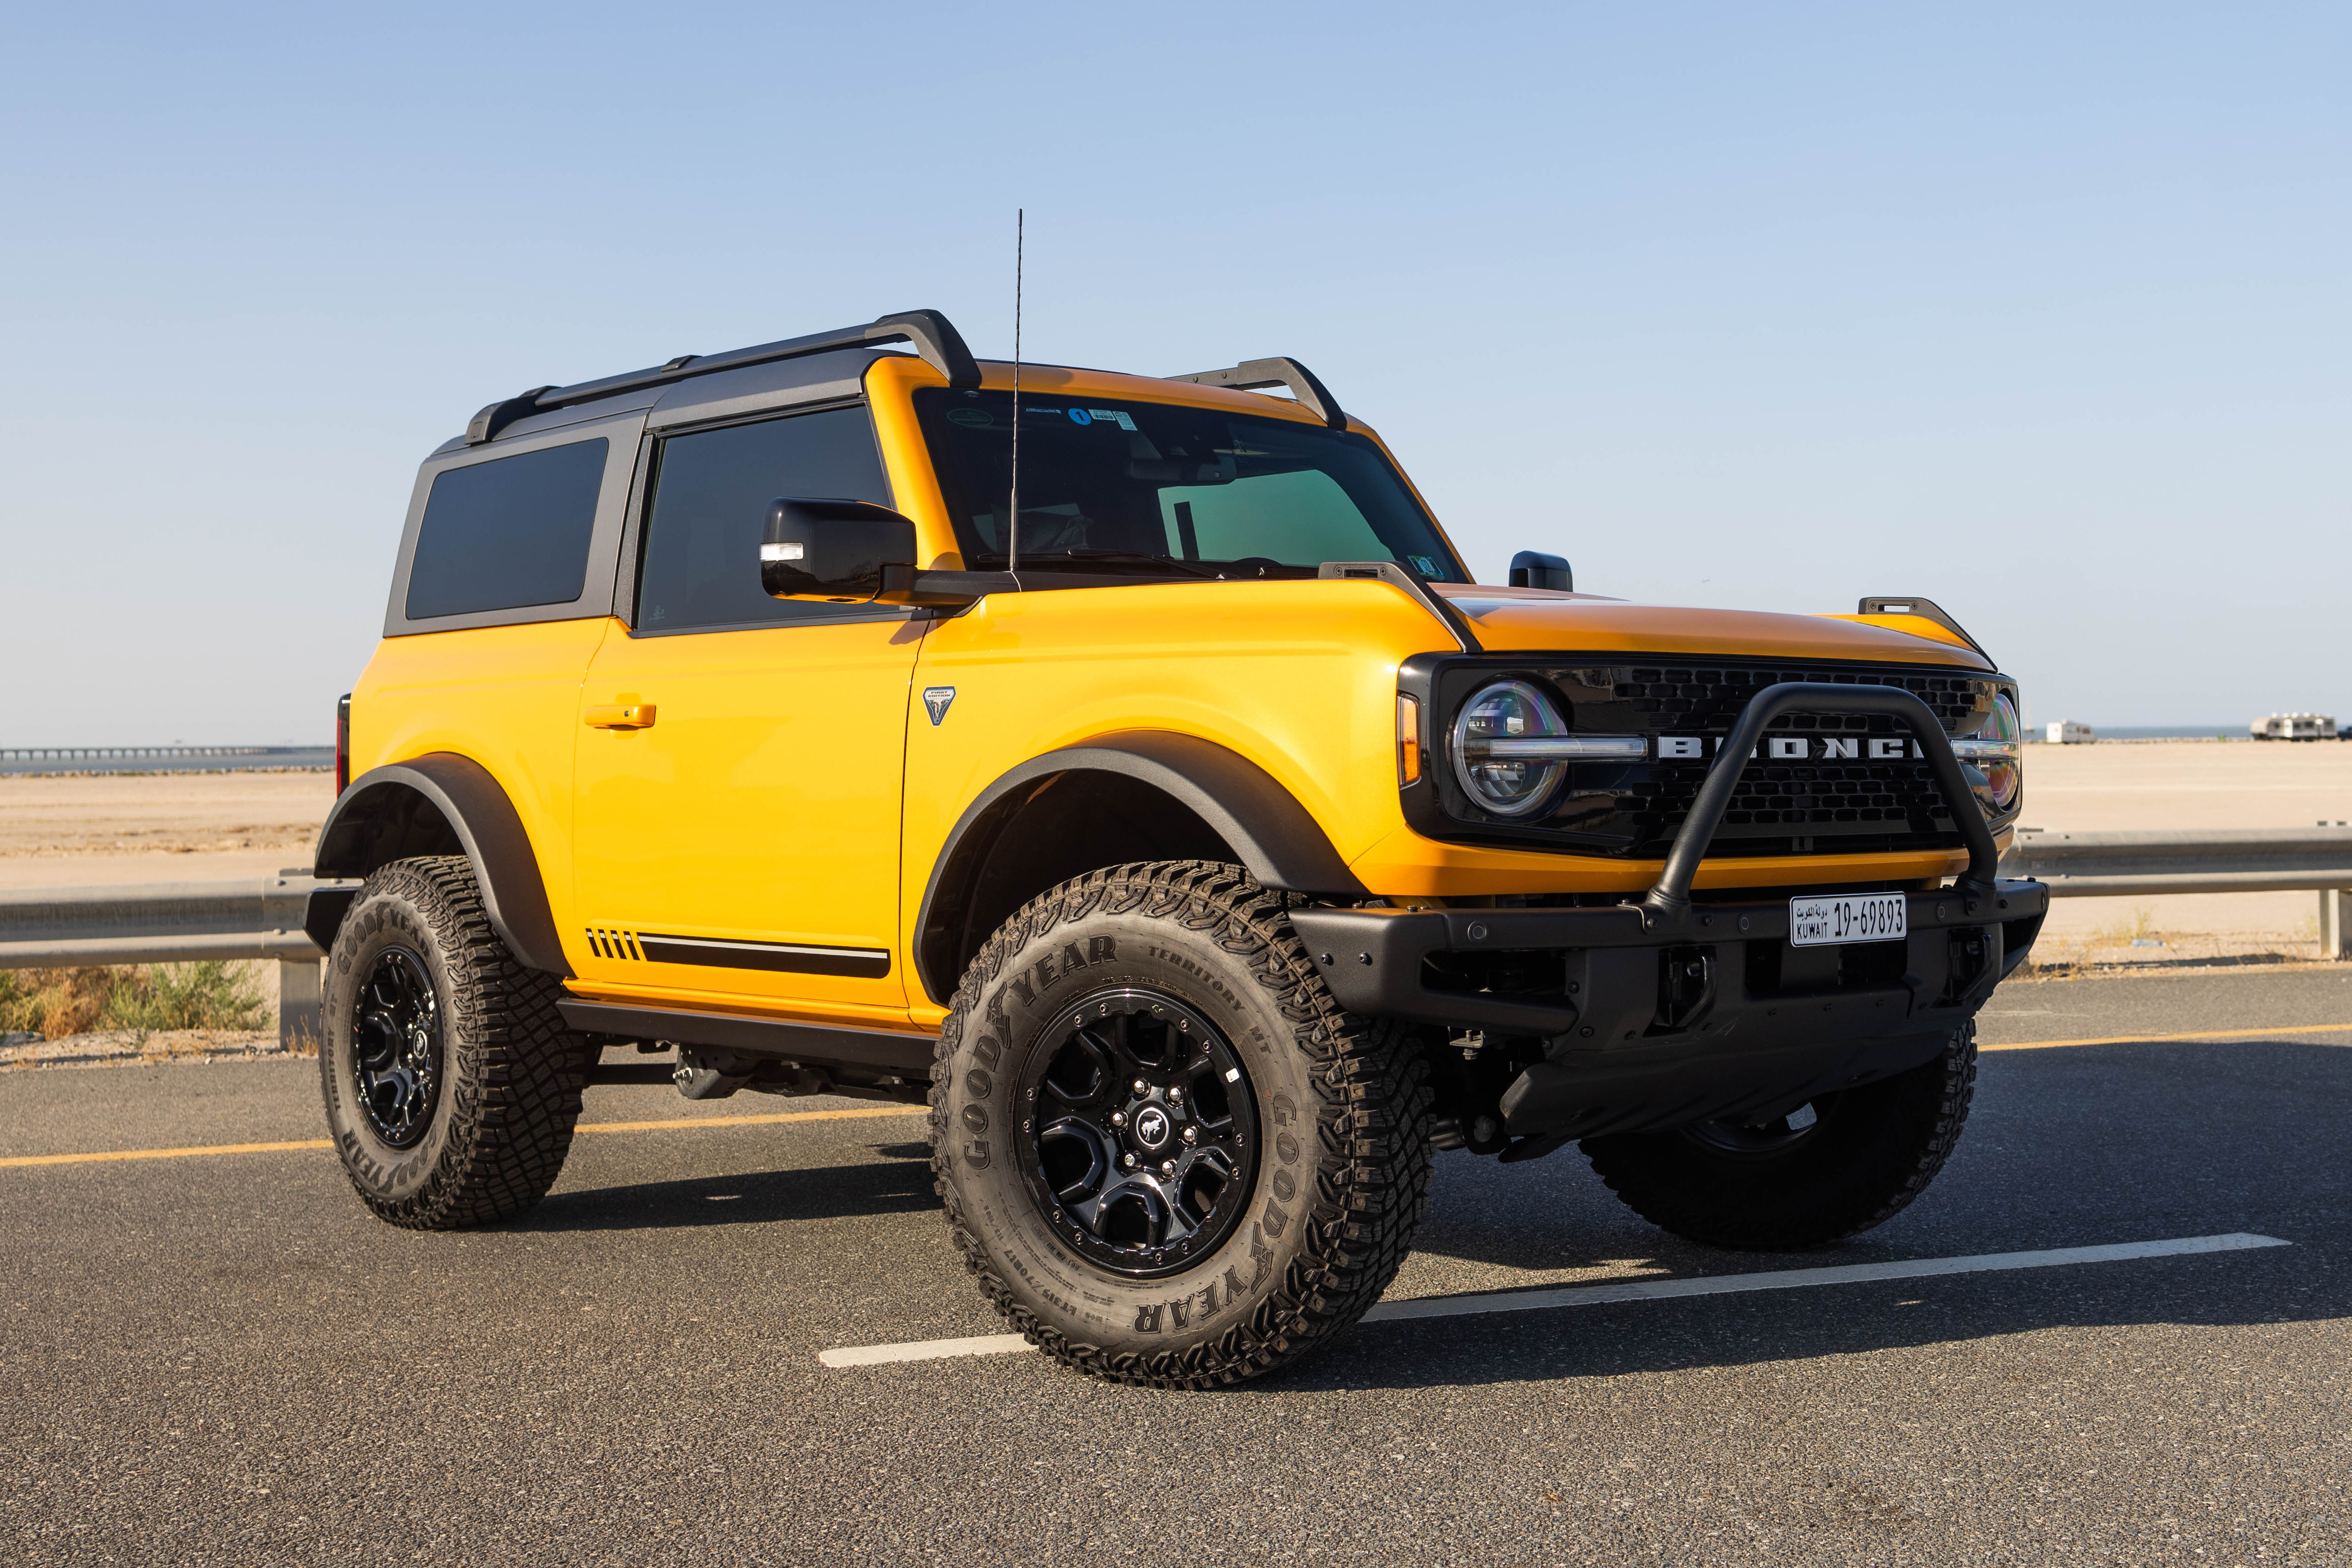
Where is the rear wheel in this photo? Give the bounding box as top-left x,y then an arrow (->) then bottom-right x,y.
1580,1024 -> 1977,1251
320,856 -> 587,1229
932,861 -> 1434,1388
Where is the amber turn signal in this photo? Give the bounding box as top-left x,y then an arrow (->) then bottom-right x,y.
1397,694 -> 1421,785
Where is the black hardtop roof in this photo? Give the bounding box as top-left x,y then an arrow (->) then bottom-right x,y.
461,310 -> 981,447
457,308 -> 1345,448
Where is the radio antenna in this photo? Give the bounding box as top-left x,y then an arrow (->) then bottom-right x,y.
1007,208 -> 1023,575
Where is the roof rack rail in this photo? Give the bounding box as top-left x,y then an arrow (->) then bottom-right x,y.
465,309 -> 982,446
1167,357 -> 1346,430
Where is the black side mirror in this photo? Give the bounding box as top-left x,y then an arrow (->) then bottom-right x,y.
762,498 -> 918,602
1508,550 -> 1573,592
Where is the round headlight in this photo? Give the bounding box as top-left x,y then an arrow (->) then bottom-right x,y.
1979,692 -> 2022,810
1954,691 -> 2023,816
1452,680 -> 1570,817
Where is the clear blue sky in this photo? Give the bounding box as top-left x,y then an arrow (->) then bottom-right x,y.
3,3 -> 2343,743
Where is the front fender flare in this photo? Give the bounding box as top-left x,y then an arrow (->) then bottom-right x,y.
914,730 -> 1369,1002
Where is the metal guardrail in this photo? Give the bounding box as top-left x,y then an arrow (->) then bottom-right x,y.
0,830 -> 2346,1053
1999,828 -> 2352,896
1997,829 -> 2352,959
0,873 -> 349,1049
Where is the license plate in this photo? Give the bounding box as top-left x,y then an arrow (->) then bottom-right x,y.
1789,892 -> 1908,947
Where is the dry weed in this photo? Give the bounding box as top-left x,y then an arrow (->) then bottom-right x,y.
0,961 -> 267,1039
2090,905 -> 2161,946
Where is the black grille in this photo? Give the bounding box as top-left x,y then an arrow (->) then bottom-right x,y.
1426,659 -> 2010,859
1608,665 -> 1987,735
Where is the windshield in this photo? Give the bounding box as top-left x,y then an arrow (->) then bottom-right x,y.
912,388 -> 1466,580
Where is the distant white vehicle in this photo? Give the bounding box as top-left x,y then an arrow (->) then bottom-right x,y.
2045,720 -> 2096,745
2251,712 -> 2338,741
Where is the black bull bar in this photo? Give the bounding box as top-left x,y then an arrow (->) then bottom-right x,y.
1289,683 -> 2049,1139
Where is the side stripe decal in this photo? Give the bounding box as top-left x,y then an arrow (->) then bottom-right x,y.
583,927 -> 888,980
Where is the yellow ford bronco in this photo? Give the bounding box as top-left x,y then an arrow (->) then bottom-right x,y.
309,309 -> 2041,1386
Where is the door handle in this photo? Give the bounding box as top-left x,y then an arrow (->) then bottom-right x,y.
584,702 -> 657,730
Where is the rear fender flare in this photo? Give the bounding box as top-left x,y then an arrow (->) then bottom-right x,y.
311,753 -> 571,975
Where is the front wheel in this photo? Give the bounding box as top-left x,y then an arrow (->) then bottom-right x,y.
1580,1023 -> 1978,1251
931,862 -> 1434,1388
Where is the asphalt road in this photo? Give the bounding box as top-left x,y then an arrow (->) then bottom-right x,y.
5,965 -> 2350,1566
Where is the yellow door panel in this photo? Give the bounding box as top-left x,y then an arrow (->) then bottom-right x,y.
570,398 -> 921,1010
573,617 -> 924,1007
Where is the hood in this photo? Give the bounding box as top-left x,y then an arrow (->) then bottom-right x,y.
1427,585 -> 1993,671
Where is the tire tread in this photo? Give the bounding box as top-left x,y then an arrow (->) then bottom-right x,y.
928,860 -> 1433,1388
329,856 -> 585,1229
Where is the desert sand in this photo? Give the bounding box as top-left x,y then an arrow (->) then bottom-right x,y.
0,770 -> 336,888
1,743 -> 2346,966
2017,740 -> 2352,966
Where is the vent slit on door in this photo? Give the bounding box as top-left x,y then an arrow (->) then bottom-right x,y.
587,926 -> 645,962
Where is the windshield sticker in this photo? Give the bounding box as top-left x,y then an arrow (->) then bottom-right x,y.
1085,408 -> 1138,431
1407,554 -> 1440,577
1066,408 -> 1092,425
946,407 -> 995,428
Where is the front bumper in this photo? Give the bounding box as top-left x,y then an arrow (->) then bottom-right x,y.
1291,880 -> 2047,1139
1295,677 -> 2041,1141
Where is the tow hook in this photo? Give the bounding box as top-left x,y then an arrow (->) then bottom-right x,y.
1657,945 -> 1717,1031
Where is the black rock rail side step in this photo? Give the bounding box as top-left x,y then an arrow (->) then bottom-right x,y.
556,1000 -> 937,1078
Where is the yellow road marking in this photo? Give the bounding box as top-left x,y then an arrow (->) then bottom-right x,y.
1984,1022 -> 2352,1052
14,1024 -> 2352,1167
1,1103 -> 930,1169
1,1138 -> 335,1168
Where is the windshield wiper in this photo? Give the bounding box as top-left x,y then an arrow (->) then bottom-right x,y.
1022,551 -> 1221,580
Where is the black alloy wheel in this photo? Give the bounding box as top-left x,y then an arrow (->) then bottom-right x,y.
932,860 -> 1436,1387
351,945 -> 443,1147
1017,988 -> 1258,1278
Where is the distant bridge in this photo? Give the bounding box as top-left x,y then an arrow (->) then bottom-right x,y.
0,745 -> 332,774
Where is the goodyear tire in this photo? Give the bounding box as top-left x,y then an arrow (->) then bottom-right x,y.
1581,1022 -> 1978,1251
931,861 -> 1434,1388
320,855 -> 588,1229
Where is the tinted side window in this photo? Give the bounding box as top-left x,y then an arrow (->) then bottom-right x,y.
406,439 -> 609,620
636,407 -> 893,632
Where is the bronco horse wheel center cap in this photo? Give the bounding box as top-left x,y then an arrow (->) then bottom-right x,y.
1133,1105 -> 1173,1150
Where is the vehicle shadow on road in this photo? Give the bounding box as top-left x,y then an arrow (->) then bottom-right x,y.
1411,1039 -> 2352,1275
1284,1038 -> 2352,1392
1279,1250 -> 2342,1401
512,1155 -> 939,1232
1283,1239 -> 2345,1393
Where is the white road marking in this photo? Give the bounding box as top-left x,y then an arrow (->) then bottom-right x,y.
817,1232 -> 2288,1368
820,1332 -> 1033,1368
1360,1231 -> 2288,1323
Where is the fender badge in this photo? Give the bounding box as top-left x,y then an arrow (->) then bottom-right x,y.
922,687 -> 957,726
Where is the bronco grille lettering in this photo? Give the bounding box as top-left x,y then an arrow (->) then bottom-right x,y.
1649,735 -> 1928,760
